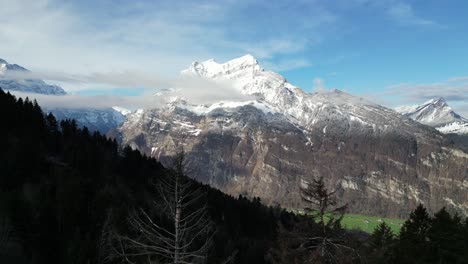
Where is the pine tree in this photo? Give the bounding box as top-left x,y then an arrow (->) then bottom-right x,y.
428,207 -> 464,263
298,176 -> 356,263
368,222 -> 394,263
396,204 -> 432,263
370,222 -> 393,249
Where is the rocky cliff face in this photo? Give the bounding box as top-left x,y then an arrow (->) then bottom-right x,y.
117,55 -> 468,218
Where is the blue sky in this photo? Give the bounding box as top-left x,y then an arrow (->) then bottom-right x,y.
0,0 -> 467,115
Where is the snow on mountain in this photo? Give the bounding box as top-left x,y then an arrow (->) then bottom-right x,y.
396,98 -> 468,134
0,58 -> 66,95
45,106 -> 130,134
178,54 -> 412,134
437,122 -> 468,134
46,107 -> 126,134
112,106 -> 132,116
117,54 -> 468,217
0,58 -> 134,133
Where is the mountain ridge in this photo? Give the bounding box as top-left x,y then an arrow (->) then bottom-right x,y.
117,55 -> 468,218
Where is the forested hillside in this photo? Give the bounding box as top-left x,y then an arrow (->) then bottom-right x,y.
0,89 -> 286,263
1,89 -> 467,264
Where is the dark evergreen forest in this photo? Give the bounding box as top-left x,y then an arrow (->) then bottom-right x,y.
0,89 -> 467,264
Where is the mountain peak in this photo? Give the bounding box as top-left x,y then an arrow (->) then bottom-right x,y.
231,54 -> 258,64
396,98 -> 467,133
424,97 -> 447,107
182,54 -> 262,78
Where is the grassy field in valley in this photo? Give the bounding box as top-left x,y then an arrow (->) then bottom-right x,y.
341,213 -> 404,233
292,209 -> 404,234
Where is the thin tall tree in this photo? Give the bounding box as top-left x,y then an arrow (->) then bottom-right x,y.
116,151 -> 214,264
299,176 -> 356,263
0,216 -> 12,256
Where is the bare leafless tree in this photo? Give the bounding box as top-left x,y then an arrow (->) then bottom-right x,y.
299,176 -> 359,264
0,216 -> 12,256
115,151 -> 214,264
97,210 -> 114,264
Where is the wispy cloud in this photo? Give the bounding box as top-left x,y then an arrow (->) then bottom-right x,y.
384,77 -> 468,117
263,58 -> 312,72
386,78 -> 468,102
9,91 -> 155,110
0,0 -> 337,90
387,2 -> 436,26
3,58 -> 250,102
3,69 -> 251,109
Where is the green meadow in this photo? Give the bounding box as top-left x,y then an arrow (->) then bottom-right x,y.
341,213 -> 404,233
292,209 -> 404,234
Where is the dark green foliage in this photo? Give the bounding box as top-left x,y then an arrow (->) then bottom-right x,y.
364,205 -> 468,264
427,208 -> 466,263
392,204 -> 434,263
365,222 -> 394,263
370,222 -> 394,249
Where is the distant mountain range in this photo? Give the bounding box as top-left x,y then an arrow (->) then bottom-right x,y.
0,58 -> 128,134
396,98 -> 468,135
0,58 -> 66,95
115,55 -> 468,217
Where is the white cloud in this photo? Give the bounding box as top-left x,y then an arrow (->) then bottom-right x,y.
4,69 -> 251,109
9,91 -> 156,110
0,0 -> 336,89
386,78 -> 468,102
385,77 -> 468,117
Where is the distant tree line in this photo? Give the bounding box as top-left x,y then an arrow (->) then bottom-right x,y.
364,204 -> 468,264
0,88 -> 467,264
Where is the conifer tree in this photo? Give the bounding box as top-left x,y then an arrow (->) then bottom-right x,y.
368,222 -> 394,263
428,207 -> 464,263
396,204 -> 431,263
298,176 -> 356,263
370,222 -> 393,249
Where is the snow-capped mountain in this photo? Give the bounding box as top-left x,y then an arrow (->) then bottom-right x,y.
0,58 -> 66,95
180,54 -> 423,135
117,55 -> 468,217
396,98 -> 468,134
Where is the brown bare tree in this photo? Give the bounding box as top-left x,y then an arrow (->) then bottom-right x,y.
0,216 -> 12,256
115,151 -> 214,264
